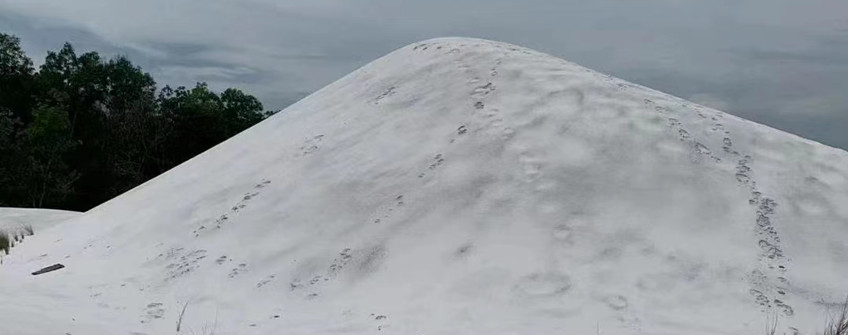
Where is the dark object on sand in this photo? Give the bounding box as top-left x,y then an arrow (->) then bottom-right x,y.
32,263 -> 65,276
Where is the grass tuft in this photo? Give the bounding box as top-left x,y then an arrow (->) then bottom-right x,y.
0,225 -> 36,256
766,297 -> 848,335
823,297 -> 848,335
0,231 -> 9,255
765,313 -> 778,335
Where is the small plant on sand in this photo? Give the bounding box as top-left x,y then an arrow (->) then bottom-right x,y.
0,231 -> 10,255
823,297 -> 848,335
0,225 -> 35,256
766,297 -> 848,335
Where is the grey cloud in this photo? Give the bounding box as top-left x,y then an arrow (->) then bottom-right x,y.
1,0 -> 847,150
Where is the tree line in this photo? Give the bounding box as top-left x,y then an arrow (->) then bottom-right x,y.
0,33 -> 275,211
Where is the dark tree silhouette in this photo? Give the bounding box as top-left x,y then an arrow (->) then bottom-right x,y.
0,32 -> 275,210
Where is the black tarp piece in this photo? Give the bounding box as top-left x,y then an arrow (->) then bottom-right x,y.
31,263 -> 65,275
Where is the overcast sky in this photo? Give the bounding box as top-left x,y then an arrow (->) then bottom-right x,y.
1,0 -> 846,150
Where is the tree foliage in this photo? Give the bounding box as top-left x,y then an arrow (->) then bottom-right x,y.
0,33 -> 35,125
0,33 -> 274,210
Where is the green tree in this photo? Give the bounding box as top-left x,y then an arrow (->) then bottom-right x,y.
0,108 -> 26,206
0,34 -> 34,207
37,44 -> 112,208
0,33 -> 36,125
100,56 -> 161,196
0,33 -> 273,210
103,57 -> 156,115
158,83 -> 224,161
19,105 -> 78,207
221,88 -> 265,135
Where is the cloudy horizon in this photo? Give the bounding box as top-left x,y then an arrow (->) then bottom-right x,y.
2,0 -> 846,150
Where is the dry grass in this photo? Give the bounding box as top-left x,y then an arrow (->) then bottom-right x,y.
766,297 -> 848,335
177,301 -> 189,332
823,297 -> 848,335
0,231 -> 10,255
765,313 -> 779,335
0,224 -> 35,256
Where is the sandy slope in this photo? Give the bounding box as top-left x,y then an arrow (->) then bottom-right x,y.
0,38 -> 846,335
0,208 -> 81,240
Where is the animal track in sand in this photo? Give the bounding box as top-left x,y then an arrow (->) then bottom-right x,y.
518,152 -> 544,182
471,83 -> 496,99
514,273 -> 572,297
195,179 -> 270,236
228,263 -> 248,278
165,249 -> 207,280
643,100 -> 792,317
428,154 -> 445,170
731,141 -> 792,317
604,295 -> 629,311
299,135 -> 324,155
373,87 -> 396,105
141,302 -> 164,323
